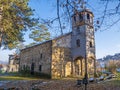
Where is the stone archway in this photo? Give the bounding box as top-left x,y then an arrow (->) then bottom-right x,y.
74,56 -> 84,76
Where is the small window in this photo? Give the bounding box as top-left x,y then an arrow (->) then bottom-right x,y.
74,16 -> 76,22
87,14 -> 90,19
23,65 -> 26,70
39,65 -> 42,72
76,39 -> 80,47
79,14 -> 83,21
40,54 -> 42,59
89,41 -> 92,47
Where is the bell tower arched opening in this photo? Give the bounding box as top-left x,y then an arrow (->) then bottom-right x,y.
74,56 -> 85,77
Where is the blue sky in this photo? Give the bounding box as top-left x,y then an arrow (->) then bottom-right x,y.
0,0 -> 120,62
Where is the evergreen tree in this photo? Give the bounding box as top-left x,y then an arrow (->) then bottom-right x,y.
29,24 -> 50,43
0,0 -> 39,49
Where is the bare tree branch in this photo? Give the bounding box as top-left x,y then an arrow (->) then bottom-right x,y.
101,18 -> 120,32
99,1 -> 109,28
116,2 -> 120,13
57,0 -> 63,35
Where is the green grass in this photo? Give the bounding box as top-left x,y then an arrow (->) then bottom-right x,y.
0,71 -> 52,80
102,72 -> 120,86
0,76 -> 40,81
0,72 -> 41,81
109,80 -> 120,86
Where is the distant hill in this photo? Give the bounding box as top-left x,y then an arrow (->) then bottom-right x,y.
0,60 -> 8,64
98,53 -> 120,62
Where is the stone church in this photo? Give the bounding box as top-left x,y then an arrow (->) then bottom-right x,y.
20,8 -> 96,78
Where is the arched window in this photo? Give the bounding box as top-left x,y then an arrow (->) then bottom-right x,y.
87,14 -> 90,19
40,54 -> 42,59
39,65 -> 42,72
23,65 -> 26,70
89,41 -> 92,47
76,39 -> 80,47
79,14 -> 83,21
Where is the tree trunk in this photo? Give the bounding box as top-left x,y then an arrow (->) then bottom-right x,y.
0,34 -> 2,46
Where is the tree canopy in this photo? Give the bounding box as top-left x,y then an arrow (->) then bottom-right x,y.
0,0 -> 39,49
29,24 -> 50,43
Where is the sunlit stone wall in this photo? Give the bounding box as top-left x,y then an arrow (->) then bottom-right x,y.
52,33 -> 72,78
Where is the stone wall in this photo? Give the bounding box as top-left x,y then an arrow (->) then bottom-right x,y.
86,25 -> 96,75
51,34 -> 72,78
20,41 -> 52,75
52,33 -> 71,48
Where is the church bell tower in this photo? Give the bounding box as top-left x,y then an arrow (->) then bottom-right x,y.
71,5 -> 96,76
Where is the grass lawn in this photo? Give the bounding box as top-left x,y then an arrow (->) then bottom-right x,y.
102,72 -> 120,86
0,72 -> 41,81
0,76 -> 40,81
0,73 -> 120,90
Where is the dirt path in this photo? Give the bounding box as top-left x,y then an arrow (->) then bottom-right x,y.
0,79 -> 120,90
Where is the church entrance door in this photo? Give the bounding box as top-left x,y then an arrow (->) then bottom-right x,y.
74,57 -> 84,76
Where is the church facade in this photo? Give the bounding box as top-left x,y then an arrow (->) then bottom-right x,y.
20,8 -> 96,78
